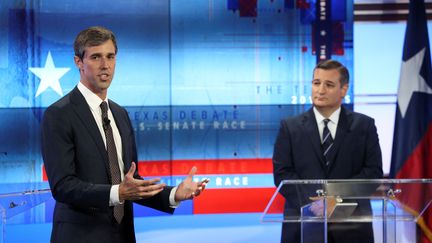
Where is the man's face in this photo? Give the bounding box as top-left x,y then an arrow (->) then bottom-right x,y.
311,68 -> 348,111
74,40 -> 116,96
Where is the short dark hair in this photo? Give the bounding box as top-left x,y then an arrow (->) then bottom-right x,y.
314,59 -> 349,86
74,26 -> 118,60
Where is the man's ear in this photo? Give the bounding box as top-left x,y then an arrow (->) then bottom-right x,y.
74,56 -> 83,70
341,83 -> 348,98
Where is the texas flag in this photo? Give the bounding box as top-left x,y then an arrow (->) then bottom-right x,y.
390,0 -> 432,242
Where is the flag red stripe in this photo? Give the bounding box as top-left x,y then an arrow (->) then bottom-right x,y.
396,123 -> 432,243
396,123 -> 432,179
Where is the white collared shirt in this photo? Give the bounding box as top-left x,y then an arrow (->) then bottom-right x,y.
313,106 -> 341,143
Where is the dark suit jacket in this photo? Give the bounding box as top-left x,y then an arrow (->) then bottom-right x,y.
272,106 -> 383,243
41,87 -> 174,243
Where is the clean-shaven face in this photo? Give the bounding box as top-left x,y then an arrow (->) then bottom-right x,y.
312,68 -> 348,112
75,40 -> 116,97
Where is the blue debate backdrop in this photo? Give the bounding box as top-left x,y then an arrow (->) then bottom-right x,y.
0,0 -> 353,222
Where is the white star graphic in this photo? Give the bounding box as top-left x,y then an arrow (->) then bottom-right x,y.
29,51 -> 70,97
398,48 -> 432,118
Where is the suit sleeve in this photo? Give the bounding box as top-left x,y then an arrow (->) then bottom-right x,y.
121,107 -> 175,214
350,118 -> 383,179
41,106 -> 111,209
273,119 -> 314,210
272,119 -> 301,187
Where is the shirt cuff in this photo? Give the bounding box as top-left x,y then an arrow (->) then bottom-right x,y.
169,186 -> 180,208
109,184 -> 124,206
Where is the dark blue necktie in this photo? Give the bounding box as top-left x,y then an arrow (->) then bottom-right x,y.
322,118 -> 333,167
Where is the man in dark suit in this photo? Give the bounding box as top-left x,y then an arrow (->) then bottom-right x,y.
272,60 -> 383,243
41,26 -> 207,243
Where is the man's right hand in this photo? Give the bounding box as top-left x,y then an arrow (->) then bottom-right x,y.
309,196 -> 338,217
119,162 -> 165,201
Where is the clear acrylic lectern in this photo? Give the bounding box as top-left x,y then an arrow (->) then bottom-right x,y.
261,179 -> 432,243
0,183 -> 51,243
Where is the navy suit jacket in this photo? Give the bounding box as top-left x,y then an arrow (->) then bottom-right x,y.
42,87 -> 174,243
272,106 -> 383,243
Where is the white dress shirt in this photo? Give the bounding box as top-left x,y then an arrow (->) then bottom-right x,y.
313,106 -> 341,143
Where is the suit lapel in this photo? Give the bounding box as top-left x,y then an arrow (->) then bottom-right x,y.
326,106 -> 352,170
302,108 -> 327,170
70,87 -> 111,177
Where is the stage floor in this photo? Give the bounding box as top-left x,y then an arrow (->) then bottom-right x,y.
4,204 -> 416,243
4,213 -> 281,243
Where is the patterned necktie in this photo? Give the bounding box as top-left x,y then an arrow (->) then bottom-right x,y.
322,118 -> 334,167
100,101 -> 124,224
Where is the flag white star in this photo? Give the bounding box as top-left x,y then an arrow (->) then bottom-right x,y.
29,51 -> 70,97
398,47 -> 432,118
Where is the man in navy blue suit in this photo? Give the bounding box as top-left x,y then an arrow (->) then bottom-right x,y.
41,26 -> 207,243
272,60 -> 383,243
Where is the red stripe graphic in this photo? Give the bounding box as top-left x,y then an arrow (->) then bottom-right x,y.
137,158 -> 273,177
42,164 -> 48,181
42,160 -> 284,214
42,158 -> 273,181
193,188 -> 284,214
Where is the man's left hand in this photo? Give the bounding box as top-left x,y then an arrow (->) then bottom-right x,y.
175,166 -> 208,202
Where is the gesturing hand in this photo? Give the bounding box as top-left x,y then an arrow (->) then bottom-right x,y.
175,166 -> 208,202
119,162 -> 166,201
